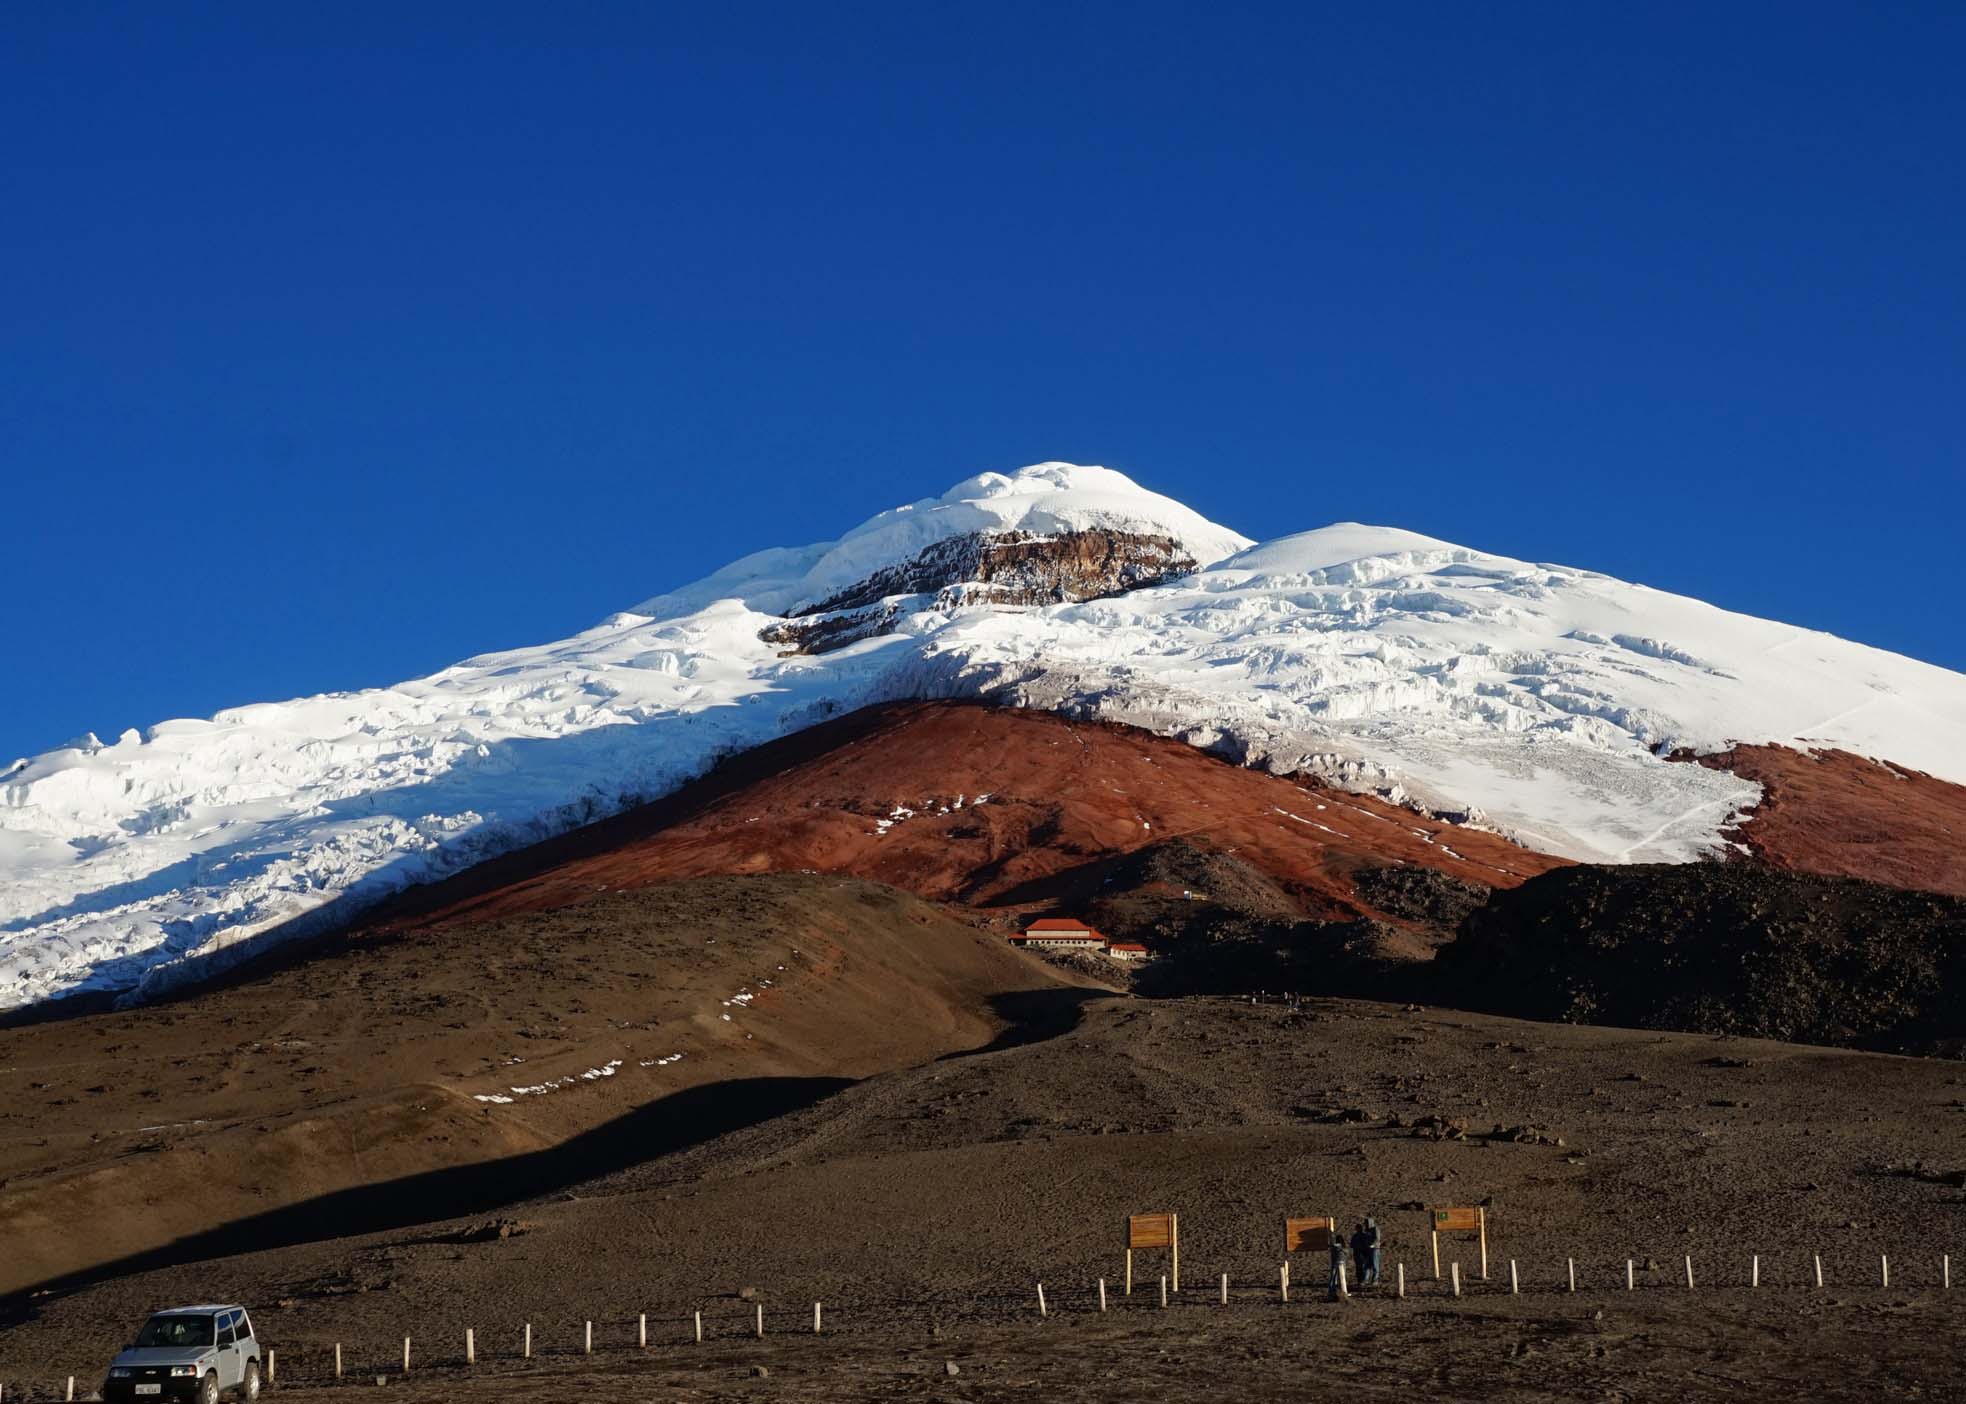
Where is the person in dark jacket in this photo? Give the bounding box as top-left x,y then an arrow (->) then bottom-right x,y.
1360,1216 -> 1383,1286
1349,1222 -> 1368,1286
1328,1225 -> 1350,1300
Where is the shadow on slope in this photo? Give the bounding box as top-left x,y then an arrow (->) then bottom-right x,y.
937,985 -> 1114,1060
5,980 -> 1115,1313
0,872 -> 1087,1300
0,1076 -> 852,1317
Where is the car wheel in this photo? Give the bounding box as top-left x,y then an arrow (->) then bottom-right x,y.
199,1371 -> 219,1404
243,1359 -> 262,1400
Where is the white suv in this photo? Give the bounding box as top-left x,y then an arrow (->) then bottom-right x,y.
103,1305 -> 262,1404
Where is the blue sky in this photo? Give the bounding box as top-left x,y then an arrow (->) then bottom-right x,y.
5,2 -> 1962,758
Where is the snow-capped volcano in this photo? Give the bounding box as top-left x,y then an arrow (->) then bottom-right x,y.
5,462 -> 1965,1010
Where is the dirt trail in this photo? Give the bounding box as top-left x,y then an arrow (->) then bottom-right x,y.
66,1295 -> 1957,1404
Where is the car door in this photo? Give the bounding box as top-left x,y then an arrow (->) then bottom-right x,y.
214,1314 -> 241,1388
235,1311 -> 258,1372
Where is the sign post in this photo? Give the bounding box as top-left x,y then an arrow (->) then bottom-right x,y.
1432,1206 -> 1487,1281
1129,1212 -> 1179,1296
1285,1216 -> 1336,1300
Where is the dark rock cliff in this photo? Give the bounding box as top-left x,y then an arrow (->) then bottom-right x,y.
1435,862 -> 1966,1055
761,529 -> 1200,654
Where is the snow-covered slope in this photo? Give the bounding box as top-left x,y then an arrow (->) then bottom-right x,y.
5,462 -> 1965,1010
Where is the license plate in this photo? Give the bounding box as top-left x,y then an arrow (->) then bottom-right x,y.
136,1388 -> 162,1397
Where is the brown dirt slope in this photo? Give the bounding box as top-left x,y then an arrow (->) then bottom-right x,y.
377,701 -> 1560,934
1695,744 -> 1966,898
0,874 -> 1089,1297
7,995 -> 1963,1401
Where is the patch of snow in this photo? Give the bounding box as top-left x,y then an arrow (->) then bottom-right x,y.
505,1058 -> 623,1098
1272,805 -> 1348,838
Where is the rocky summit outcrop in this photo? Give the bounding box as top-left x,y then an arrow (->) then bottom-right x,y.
761,528 -> 1203,654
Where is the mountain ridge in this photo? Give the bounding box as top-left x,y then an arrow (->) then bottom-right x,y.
4,462 -> 1964,1011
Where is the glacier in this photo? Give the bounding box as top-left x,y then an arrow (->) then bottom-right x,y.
4,461 -> 1965,1010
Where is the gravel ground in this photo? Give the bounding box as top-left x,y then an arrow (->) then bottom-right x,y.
5,994 -> 1963,1401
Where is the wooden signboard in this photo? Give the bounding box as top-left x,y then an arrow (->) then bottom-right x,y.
1430,1205 -> 1489,1280
1125,1212 -> 1179,1295
1129,1213 -> 1176,1250
1285,1216 -> 1336,1253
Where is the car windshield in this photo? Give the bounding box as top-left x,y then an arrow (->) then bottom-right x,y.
135,1315 -> 215,1348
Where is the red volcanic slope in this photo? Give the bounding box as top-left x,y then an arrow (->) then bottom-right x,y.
378,702 -> 1563,932
1699,745 -> 1966,899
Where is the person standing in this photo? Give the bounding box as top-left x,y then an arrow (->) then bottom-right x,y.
1361,1216 -> 1383,1286
1328,1223 -> 1350,1300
